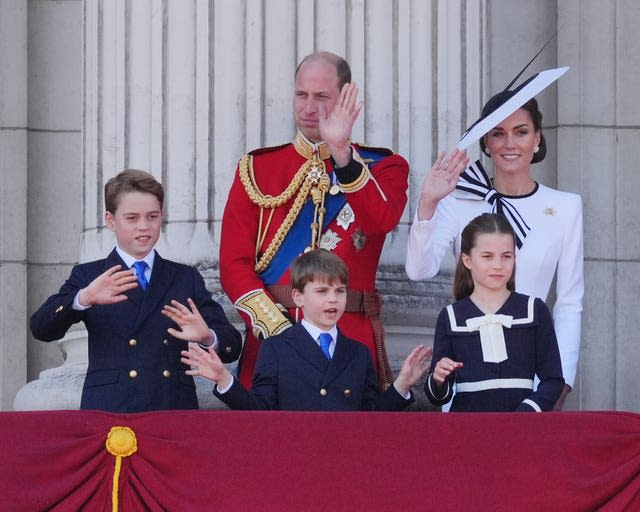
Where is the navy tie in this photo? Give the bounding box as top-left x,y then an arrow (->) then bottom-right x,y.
132,261 -> 148,291
318,333 -> 332,360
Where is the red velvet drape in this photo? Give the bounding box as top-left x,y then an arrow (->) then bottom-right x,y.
1,410 -> 638,511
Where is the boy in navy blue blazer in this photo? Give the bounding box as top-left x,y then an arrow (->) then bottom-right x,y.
30,169 -> 242,412
181,249 -> 431,411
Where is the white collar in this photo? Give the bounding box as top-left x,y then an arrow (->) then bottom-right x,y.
116,247 -> 155,271
301,319 -> 338,344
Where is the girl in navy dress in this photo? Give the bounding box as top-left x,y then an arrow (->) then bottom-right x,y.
424,213 -> 564,412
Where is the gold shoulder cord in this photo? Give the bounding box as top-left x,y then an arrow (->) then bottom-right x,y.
238,153 -> 329,274
238,154 -> 307,208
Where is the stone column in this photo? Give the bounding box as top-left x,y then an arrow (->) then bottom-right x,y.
13,0 -> 83,410
558,0 -> 640,412
390,1 -> 490,340
82,0 -> 215,265
0,1 -> 27,410
17,0 -> 224,409
15,0 -> 486,410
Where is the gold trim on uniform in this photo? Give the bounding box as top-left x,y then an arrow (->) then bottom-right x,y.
238,154 -> 308,209
294,131 -> 331,160
240,155 -> 316,273
239,130 -> 334,273
339,149 -> 371,193
339,168 -> 369,193
353,149 -> 390,201
235,289 -> 292,339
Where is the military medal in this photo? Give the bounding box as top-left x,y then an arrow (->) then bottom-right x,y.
352,228 -> 367,252
320,229 -> 341,251
307,165 -> 322,183
336,204 -> 355,230
329,183 -> 341,195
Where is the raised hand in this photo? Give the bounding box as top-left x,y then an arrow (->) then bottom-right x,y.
180,342 -> 232,387
417,149 -> 470,221
394,345 -> 433,395
162,298 -> 213,346
78,265 -> 139,307
319,82 -> 364,167
432,357 -> 464,387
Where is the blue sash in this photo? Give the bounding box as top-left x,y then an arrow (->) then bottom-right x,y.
259,146 -> 390,285
260,191 -> 346,285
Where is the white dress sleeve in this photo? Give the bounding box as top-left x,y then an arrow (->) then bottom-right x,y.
551,193 -> 584,388
405,194 -> 461,280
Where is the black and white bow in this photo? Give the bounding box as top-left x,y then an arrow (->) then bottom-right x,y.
455,160 -> 530,249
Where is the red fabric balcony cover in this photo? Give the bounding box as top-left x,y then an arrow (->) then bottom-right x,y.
0,410 -> 638,511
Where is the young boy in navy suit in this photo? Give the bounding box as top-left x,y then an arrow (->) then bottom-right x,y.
181,249 -> 432,411
30,169 -> 242,412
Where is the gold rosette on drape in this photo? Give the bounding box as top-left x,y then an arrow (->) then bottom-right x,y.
105,426 -> 138,512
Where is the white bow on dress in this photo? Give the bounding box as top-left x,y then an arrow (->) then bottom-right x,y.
466,314 -> 513,363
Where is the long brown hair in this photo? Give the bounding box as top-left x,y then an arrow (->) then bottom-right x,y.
453,213 -> 516,300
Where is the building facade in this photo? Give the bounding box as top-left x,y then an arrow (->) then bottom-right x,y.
2,0 -> 639,411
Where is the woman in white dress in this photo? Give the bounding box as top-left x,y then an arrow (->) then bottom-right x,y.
406,92 -> 584,410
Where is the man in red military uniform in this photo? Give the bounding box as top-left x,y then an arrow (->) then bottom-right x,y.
220,51 -> 409,389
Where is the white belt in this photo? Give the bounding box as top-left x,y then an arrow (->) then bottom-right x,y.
456,378 -> 533,393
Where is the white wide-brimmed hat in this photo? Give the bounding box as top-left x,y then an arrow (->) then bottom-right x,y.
457,66 -> 569,151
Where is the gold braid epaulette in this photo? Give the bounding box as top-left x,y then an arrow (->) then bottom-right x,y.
239,154 -> 321,274
238,154 -> 308,208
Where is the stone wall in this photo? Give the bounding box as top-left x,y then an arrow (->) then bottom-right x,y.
4,0 -> 640,412
0,0 -> 28,410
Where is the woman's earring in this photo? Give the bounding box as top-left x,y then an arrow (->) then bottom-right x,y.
533,146 -> 540,154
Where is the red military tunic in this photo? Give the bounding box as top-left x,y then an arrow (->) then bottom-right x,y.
220,131 -> 409,388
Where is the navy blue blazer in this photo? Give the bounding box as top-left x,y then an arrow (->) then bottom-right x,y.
30,249 -> 242,412
215,323 -> 413,411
